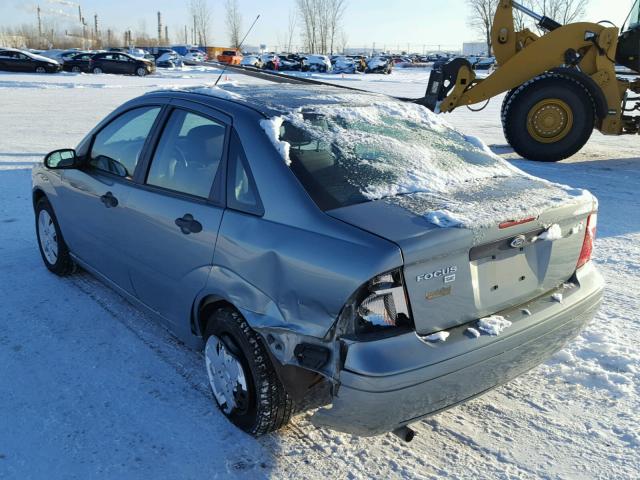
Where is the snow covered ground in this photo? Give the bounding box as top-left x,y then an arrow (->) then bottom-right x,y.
0,67 -> 638,479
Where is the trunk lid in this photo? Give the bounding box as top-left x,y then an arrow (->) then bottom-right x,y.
327,177 -> 596,335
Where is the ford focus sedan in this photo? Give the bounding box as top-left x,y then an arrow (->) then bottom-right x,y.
32,84 -> 604,438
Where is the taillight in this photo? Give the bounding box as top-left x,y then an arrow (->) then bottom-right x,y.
577,213 -> 597,269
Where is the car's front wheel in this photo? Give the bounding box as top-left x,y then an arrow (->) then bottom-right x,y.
35,198 -> 75,276
136,67 -> 147,77
71,66 -> 81,73
35,66 -> 46,73
92,67 -> 102,74
204,307 -> 293,436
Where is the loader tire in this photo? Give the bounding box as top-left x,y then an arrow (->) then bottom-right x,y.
502,73 -> 595,162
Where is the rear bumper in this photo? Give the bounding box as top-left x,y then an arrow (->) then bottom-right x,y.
312,264 -> 604,436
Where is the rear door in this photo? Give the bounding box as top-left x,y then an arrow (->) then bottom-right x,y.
122,100 -> 228,328
58,105 -> 164,291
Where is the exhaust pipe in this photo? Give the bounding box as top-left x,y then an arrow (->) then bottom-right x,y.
392,425 -> 416,443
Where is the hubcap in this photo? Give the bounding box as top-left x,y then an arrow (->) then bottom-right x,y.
527,98 -> 574,144
205,335 -> 248,415
38,210 -> 58,265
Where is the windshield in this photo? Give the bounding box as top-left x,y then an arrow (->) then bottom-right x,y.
278,103 -> 518,211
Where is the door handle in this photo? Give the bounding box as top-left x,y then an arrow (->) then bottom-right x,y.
100,191 -> 118,208
175,214 -> 203,235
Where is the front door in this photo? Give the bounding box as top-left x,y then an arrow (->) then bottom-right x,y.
123,105 -> 228,330
58,105 -> 163,291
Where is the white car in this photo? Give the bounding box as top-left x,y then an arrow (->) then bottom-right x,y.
241,55 -> 262,67
302,55 -> 332,72
182,50 -> 207,65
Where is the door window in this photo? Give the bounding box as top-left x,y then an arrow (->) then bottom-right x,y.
90,106 -> 161,178
146,110 -> 225,198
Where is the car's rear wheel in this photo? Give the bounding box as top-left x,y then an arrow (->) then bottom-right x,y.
204,306 -> 293,436
92,67 -> 102,74
35,66 -> 46,73
35,198 -> 75,276
136,67 -> 147,77
502,73 -> 595,162
71,66 -> 81,73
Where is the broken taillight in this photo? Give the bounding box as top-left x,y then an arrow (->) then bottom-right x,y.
577,214 -> 597,269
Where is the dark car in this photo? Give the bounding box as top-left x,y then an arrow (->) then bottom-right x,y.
62,52 -> 95,73
0,48 -> 61,73
89,52 -> 155,76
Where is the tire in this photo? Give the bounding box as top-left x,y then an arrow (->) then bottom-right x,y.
136,67 -> 147,77
35,66 -> 46,73
92,67 -> 102,74
71,66 -> 81,73
204,307 -> 293,436
502,73 -> 595,162
35,198 -> 75,276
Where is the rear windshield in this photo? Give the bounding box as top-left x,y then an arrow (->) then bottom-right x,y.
278,103 -> 516,211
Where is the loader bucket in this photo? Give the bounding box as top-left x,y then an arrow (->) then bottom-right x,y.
419,57 -> 472,112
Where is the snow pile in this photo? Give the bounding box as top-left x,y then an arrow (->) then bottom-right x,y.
478,315 -> 512,336
552,293 -> 564,303
466,327 -> 481,338
538,224 -> 563,241
423,331 -> 450,343
425,211 -> 462,228
260,117 -> 291,165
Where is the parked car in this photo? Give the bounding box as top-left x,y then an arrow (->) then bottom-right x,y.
89,52 -> 155,76
155,51 -> 183,68
240,55 -> 263,68
474,56 -> 496,71
32,83 -> 603,439
217,50 -> 243,65
332,56 -> 357,74
0,48 -> 61,73
182,49 -> 207,65
62,52 -> 95,73
302,54 -> 332,72
365,56 -> 393,74
261,54 -> 280,70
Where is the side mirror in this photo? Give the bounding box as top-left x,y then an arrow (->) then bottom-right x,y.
44,149 -> 79,169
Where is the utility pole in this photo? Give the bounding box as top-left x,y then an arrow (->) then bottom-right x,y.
94,14 -> 99,47
165,26 -> 169,45
37,5 -> 42,47
157,12 -> 162,45
78,6 -> 82,23
193,15 -> 197,45
107,29 -> 112,47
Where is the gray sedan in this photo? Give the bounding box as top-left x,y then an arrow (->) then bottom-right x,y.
32,84 -> 604,438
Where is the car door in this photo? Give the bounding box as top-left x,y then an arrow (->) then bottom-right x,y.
16,53 -> 33,72
117,54 -> 134,74
57,105 -> 164,291
122,101 -> 228,329
0,51 -> 19,71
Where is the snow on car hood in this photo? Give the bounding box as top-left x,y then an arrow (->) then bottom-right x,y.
26,52 -> 59,64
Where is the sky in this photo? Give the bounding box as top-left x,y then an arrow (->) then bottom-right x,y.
0,0 -> 633,51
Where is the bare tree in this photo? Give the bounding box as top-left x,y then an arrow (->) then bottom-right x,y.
337,28 -> 348,54
225,0 -> 243,49
467,0 -> 498,55
189,0 -> 212,46
296,0 -> 347,54
327,0 -> 346,54
286,9 -> 297,52
533,0 -> 588,25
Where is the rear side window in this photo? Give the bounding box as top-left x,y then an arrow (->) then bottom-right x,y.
90,107 -> 160,178
227,131 -> 263,215
146,110 -> 225,199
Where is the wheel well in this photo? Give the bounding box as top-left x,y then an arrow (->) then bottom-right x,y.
196,296 -> 236,337
33,189 -> 46,210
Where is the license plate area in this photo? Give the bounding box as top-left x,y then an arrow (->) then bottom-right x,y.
469,229 -> 544,308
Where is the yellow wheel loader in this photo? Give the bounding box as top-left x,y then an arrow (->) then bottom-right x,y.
421,0 -> 640,162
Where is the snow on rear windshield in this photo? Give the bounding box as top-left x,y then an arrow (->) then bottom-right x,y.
276,100 -> 522,211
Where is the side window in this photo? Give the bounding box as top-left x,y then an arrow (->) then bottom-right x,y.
227,131 -> 263,215
90,107 -> 160,178
146,110 -> 225,198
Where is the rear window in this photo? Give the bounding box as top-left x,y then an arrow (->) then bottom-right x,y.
277,103 -> 516,211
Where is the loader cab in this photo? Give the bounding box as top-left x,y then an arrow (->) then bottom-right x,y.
616,0 -> 640,73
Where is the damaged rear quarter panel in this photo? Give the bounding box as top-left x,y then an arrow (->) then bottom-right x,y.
197,108 -> 403,372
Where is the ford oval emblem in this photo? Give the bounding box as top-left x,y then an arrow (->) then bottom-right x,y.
510,235 -> 526,249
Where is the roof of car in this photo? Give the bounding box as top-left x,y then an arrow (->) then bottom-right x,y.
172,83 -> 391,117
